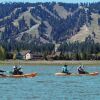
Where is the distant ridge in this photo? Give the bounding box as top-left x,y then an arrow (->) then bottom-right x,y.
0,2 -> 100,44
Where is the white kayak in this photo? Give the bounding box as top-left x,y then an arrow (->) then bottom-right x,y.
55,72 -> 99,76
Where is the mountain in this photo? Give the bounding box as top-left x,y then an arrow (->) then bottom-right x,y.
0,2 -> 100,45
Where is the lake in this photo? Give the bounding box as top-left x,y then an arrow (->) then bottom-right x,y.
0,65 -> 100,100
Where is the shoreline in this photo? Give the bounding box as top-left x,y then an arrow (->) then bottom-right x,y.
0,60 -> 100,66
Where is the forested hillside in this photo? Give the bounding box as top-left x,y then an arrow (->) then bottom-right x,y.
0,2 -> 100,60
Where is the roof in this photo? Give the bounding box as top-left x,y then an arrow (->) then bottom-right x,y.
19,50 -> 31,56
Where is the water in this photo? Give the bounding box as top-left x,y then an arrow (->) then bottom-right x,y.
0,65 -> 100,100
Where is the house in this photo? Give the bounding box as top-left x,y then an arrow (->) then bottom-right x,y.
46,51 -> 61,60
25,52 -> 32,60
17,51 -> 44,60
17,50 -> 32,60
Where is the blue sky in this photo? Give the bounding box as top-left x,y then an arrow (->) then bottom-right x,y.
0,0 -> 100,3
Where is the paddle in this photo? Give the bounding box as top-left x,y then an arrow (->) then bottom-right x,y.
68,66 -> 74,72
82,65 -> 89,74
0,70 -> 7,76
0,70 -> 6,73
0,70 -> 13,75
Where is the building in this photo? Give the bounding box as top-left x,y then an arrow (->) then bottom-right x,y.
25,52 -> 32,60
18,50 -> 32,60
32,54 -> 44,60
17,50 -> 44,60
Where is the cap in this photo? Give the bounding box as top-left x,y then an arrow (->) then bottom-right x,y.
13,66 -> 16,68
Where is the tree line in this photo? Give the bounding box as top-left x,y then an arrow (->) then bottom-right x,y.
57,40 -> 100,60
0,40 -> 100,60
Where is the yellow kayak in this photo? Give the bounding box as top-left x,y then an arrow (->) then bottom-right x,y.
0,72 -> 37,78
55,72 -> 99,76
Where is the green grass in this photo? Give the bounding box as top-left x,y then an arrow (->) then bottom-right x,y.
0,60 -> 100,66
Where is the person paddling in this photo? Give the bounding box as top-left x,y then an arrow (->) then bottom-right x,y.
62,64 -> 71,75
77,65 -> 88,74
12,65 -> 23,75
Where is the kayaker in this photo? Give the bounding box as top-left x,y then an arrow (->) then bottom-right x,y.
77,65 -> 88,74
12,65 -> 23,75
62,64 -> 71,75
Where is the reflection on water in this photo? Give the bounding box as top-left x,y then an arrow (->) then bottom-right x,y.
0,65 -> 100,100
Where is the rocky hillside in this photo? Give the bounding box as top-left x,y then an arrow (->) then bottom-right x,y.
0,2 -> 100,44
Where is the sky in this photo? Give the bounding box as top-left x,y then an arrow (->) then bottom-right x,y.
0,0 -> 100,3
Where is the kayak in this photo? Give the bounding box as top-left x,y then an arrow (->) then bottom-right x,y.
0,72 -> 37,78
55,72 -> 99,76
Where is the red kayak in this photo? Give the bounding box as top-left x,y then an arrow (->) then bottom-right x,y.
0,72 -> 37,78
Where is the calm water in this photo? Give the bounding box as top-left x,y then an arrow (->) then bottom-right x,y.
0,65 -> 100,100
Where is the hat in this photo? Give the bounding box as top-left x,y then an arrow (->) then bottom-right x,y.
13,66 -> 16,68
64,64 -> 67,67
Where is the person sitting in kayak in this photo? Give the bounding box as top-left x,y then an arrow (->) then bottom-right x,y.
77,65 -> 88,74
12,65 -> 23,75
62,64 -> 71,75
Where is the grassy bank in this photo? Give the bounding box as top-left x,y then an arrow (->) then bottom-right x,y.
0,60 -> 100,66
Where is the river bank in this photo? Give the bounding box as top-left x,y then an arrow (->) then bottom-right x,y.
0,60 -> 100,66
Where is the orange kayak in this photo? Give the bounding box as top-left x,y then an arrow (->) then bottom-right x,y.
0,72 -> 37,78
55,72 -> 99,76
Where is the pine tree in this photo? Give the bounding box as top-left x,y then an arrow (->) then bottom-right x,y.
0,46 -> 6,60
